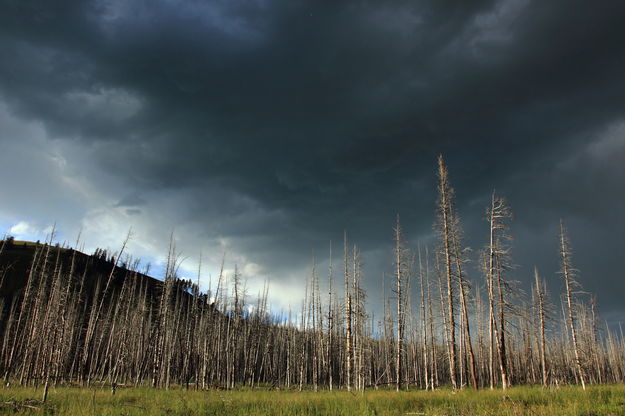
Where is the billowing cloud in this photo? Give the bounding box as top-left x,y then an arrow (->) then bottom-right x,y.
0,0 -> 624,322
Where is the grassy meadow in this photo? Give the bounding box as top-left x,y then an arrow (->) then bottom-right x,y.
1,385 -> 625,416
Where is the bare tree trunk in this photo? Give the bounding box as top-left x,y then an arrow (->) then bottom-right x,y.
344,233 -> 353,392
560,221 -> 586,391
436,155 -> 457,390
534,269 -> 548,387
452,237 -> 478,389
327,243 -> 334,391
485,192 -> 512,390
495,254 -> 509,389
394,216 -> 405,391
419,247 -> 429,390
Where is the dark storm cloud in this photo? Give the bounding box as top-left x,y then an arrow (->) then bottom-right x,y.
115,192 -> 147,208
1,0 -> 625,317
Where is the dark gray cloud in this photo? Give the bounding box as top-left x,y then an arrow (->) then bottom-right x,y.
1,0 -> 624,319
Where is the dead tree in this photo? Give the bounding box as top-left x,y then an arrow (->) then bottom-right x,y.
394,216 -> 408,391
450,208 -> 478,389
534,268 -> 548,387
559,221 -> 587,390
327,243 -> 335,390
485,192 -> 512,390
344,232 -> 353,391
436,155 -> 458,390
418,247 -> 430,390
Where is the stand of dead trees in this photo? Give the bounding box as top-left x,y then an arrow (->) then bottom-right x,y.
1,157 -> 624,395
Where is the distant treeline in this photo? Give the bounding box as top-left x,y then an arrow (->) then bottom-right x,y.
0,156 -> 623,399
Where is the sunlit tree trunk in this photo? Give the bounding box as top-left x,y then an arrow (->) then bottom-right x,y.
436,155 -> 457,390
560,221 -> 586,391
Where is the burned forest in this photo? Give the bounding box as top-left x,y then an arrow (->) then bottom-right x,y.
1,158 -> 623,395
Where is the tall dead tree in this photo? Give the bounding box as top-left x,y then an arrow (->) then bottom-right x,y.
485,192 -> 512,390
559,221 -> 587,391
436,155 -> 458,390
343,232 -> 353,392
352,244 -> 367,392
326,243 -> 334,390
534,268 -> 548,387
394,216 -> 408,391
418,246 -> 429,390
450,205 -> 478,389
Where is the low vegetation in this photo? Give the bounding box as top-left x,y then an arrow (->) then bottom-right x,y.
1,384 -> 625,415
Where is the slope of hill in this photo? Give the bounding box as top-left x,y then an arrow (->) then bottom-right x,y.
0,239 -> 163,310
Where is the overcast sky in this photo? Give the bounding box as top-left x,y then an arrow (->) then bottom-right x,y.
1,0 -> 624,322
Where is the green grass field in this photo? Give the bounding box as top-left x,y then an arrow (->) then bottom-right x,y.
1,385 -> 624,415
